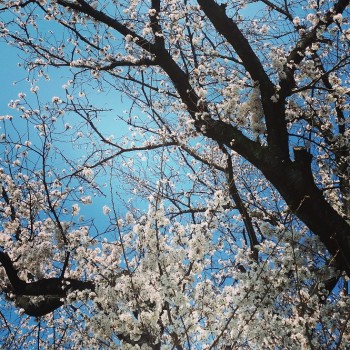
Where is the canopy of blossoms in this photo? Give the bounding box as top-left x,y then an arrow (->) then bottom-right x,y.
0,0 -> 349,348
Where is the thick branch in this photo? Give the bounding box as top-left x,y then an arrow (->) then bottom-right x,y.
258,149 -> 350,275
197,0 -> 289,158
150,0 -> 164,48
197,0 -> 272,90
0,251 -> 94,316
15,295 -> 65,317
56,0 -> 274,168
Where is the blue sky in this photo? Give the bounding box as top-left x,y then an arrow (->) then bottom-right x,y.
0,38 -> 128,228
0,45 -> 25,116
0,0 -> 272,244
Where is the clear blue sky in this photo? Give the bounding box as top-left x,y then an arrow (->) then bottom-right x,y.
0,45 -> 25,115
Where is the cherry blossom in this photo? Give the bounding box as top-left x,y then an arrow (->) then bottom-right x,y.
0,0 -> 349,348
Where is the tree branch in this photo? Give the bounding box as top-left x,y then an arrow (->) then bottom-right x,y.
57,0 -> 155,52
281,0 -> 350,97
219,144 -> 259,260
197,0 -> 290,158
0,251 -> 94,316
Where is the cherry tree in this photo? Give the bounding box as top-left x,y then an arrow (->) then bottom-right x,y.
0,0 -> 350,348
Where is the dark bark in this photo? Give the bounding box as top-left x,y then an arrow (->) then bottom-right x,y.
197,0 -> 290,159
193,0 -> 350,275
259,149 -> 350,275
15,295 -> 64,317
40,0 -> 350,279
203,123 -> 350,274
2,0 -> 350,324
0,251 -> 94,317
219,144 -> 259,260
0,250 -> 163,348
